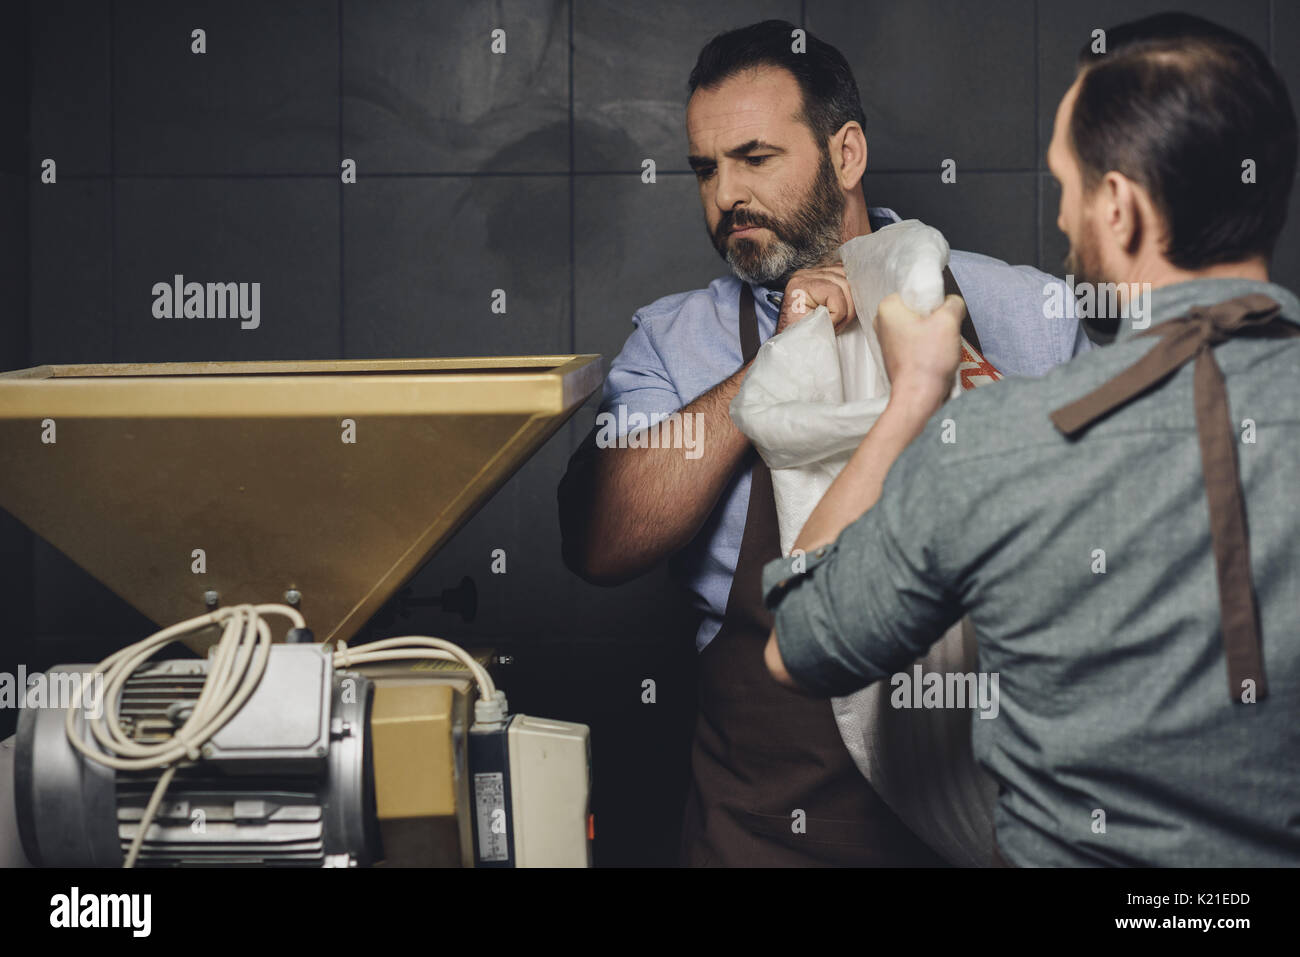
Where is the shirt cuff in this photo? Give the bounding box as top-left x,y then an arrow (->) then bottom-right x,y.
760,542 -> 839,609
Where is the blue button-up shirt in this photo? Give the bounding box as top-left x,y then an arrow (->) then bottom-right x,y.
599,207 -> 1091,652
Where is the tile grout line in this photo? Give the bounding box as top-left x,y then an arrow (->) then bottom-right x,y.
568,0 -> 576,356
1034,0 -> 1042,271
109,0 -> 116,363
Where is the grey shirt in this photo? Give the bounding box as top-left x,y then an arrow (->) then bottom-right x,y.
763,277 -> 1300,867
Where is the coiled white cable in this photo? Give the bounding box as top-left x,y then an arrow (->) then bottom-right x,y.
64,603 -> 496,868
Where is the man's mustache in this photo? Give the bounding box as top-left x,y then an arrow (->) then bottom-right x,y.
718,214 -> 778,239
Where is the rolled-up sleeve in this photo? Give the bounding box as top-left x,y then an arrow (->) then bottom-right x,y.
762,433 -> 963,696
600,313 -> 683,433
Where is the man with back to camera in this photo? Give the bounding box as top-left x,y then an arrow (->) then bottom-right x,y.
558,19 -> 1089,866
764,13 -> 1300,866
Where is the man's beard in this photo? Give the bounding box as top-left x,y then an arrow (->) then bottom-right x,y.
1064,212 -> 1123,335
710,148 -> 846,288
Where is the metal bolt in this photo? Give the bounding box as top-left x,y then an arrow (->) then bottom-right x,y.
203,590 -> 220,608
201,744 -> 214,759
285,589 -> 302,606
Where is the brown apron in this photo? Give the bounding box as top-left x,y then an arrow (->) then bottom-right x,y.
678,284 -> 948,867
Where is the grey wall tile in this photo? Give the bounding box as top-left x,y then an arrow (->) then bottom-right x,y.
29,0 -> 109,177
574,172 -> 726,367
114,0 -> 338,175
1271,0 -> 1300,293
344,0 -> 569,174
573,0 -> 799,173
114,179 -> 339,362
29,177 -> 113,364
343,176 -> 568,358
866,170 -> 1039,268
1278,0 -> 1300,93
0,173 -> 32,697
0,3 -> 28,177
1038,170 -> 1069,278
0,174 -> 26,366
808,0 -> 1037,171
1036,0 -> 1271,165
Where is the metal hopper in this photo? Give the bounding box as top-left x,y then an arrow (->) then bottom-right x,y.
0,355 -> 602,650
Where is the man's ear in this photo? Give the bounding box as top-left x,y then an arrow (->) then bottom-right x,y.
833,121 -> 868,190
1100,171 -> 1146,256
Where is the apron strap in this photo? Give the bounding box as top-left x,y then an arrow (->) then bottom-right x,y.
1049,294 -> 1300,702
727,284 -> 782,633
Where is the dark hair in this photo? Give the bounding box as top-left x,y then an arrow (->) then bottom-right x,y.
1069,12 -> 1297,269
687,19 -> 867,154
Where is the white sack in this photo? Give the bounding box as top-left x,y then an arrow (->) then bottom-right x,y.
730,219 -> 997,866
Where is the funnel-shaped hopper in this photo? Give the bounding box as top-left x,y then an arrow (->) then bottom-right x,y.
0,355 -> 602,650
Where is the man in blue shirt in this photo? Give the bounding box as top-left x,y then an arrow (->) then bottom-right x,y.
558,19 -> 1086,866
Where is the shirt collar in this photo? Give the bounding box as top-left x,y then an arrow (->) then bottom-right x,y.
1113,277 -> 1300,341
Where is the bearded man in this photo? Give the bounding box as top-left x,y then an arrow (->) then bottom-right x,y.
558,19 -> 1087,866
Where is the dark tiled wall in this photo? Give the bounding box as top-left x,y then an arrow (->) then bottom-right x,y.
9,0 -> 1300,862
0,3 -> 33,741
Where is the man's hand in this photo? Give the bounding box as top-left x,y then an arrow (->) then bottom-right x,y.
764,631 -> 799,689
777,263 -> 857,335
875,292 -> 966,409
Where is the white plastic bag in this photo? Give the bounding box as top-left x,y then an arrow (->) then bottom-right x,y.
731,220 -> 958,555
730,219 -> 997,866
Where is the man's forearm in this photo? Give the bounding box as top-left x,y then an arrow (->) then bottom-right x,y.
767,386 -> 943,689
564,360 -> 755,583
